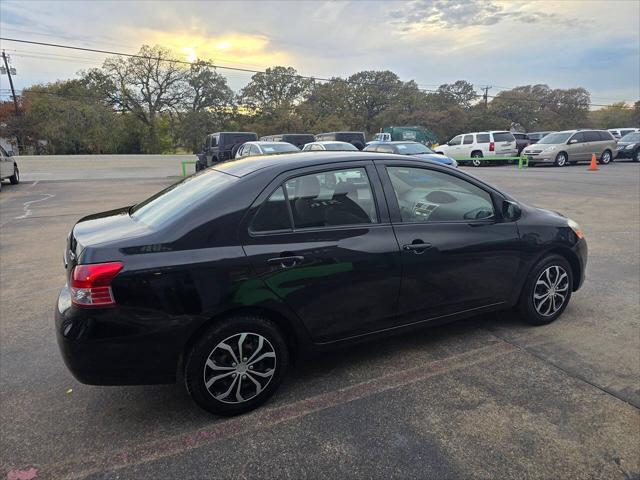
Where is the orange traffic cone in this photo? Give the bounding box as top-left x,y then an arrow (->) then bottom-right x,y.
588,153 -> 598,171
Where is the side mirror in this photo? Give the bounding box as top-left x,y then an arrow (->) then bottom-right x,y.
502,200 -> 522,221
568,139 -> 578,144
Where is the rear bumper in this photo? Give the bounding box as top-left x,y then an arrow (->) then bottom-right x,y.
55,284 -> 186,385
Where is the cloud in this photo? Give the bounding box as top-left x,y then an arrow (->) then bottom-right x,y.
390,0 -> 570,31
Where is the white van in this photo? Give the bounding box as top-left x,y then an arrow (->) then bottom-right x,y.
434,131 -> 517,166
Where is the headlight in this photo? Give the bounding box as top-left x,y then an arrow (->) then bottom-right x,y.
625,143 -> 636,149
568,219 -> 584,239
451,159 -> 458,167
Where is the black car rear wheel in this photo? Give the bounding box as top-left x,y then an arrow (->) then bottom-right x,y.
634,149 -> 639,162
518,255 -> 573,325
185,315 -> 289,416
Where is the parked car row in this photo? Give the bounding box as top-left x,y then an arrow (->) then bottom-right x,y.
521,130 -> 618,167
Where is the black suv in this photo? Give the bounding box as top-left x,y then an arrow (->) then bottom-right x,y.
197,132 -> 258,170
315,132 -> 366,150
260,134 -> 315,149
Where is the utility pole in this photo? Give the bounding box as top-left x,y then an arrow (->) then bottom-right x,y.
1,50 -> 19,116
481,85 -> 492,108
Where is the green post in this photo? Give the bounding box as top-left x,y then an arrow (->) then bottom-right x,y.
181,161 -> 197,177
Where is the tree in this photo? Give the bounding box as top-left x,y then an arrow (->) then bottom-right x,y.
87,45 -> 188,152
435,80 -> 478,109
589,102 -> 636,129
177,60 -> 234,152
241,66 -> 313,113
345,70 -> 404,133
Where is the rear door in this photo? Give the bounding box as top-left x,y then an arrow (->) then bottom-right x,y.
240,162 -> 402,343
376,161 -> 521,323
568,132 -> 588,161
492,132 -> 516,156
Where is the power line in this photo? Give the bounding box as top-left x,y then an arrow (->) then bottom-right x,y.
0,36 -> 635,109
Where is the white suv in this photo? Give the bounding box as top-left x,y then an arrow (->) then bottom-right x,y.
434,131 -> 517,166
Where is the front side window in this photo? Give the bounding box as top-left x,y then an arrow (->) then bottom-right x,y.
449,135 -> 462,145
570,132 -> 585,143
386,167 -> 495,223
285,168 -> 377,229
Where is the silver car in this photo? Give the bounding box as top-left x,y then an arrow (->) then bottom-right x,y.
521,130 -> 617,167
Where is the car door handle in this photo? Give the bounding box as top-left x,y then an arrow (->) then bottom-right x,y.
403,242 -> 432,252
267,255 -> 305,268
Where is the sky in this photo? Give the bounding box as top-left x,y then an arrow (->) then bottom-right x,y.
0,0 -> 639,106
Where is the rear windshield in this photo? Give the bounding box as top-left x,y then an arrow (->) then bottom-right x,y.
492,132 -> 515,142
537,132 -> 572,144
130,170 -> 235,228
621,132 -> 640,142
260,143 -> 300,153
324,142 -> 358,151
394,143 -> 433,154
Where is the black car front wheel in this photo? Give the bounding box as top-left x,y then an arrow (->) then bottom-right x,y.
9,165 -> 19,184
185,315 -> 289,416
518,255 -> 573,325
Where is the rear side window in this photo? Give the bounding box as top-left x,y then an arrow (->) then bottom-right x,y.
476,134 -> 490,143
131,170 -> 235,228
598,131 -> 614,141
583,131 -> 601,142
492,132 -> 515,142
463,135 -> 474,144
251,187 -> 291,232
285,168 -> 377,229
386,167 -> 495,223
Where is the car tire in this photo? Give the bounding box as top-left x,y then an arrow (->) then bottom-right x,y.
9,165 -> 19,184
634,149 -> 640,162
599,150 -> 612,165
184,315 -> 289,416
471,151 -> 483,167
518,254 -> 573,326
554,153 -> 567,167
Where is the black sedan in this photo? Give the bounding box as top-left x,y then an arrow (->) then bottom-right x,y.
615,132 -> 640,162
56,152 -> 587,415
364,141 -> 458,167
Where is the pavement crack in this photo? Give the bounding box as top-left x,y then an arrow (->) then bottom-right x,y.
485,329 -> 640,410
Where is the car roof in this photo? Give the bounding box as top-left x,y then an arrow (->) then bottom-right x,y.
309,141 -> 353,145
213,151 -> 443,178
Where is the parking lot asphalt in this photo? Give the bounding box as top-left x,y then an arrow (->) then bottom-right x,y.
1,158 -> 639,479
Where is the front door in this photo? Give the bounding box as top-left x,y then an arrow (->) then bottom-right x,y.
377,163 -> 521,322
241,163 -> 402,343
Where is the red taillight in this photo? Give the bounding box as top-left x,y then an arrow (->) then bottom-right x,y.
489,142 -> 495,152
70,262 -> 123,308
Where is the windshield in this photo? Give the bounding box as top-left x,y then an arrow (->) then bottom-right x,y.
324,142 -> 358,151
260,143 -> 300,153
130,170 -> 235,228
395,143 -> 433,154
620,132 -> 640,142
537,132 -> 573,144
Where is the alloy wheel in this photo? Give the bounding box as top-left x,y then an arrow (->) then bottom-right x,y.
601,151 -> 611,164
533,265 -> 569,317
555,154 -> 567,167
203,332 -> 276,404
